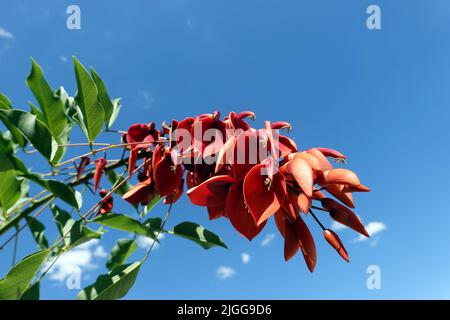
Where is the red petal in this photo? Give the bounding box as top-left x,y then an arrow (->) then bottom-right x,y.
321,198 -> 369,237
284,222 -> 300,261
315,148 -> 346,159
323,229 -> 349,262
164,178 -> 184,204
94,157 -> 107,193
122,179 -> 153,205
321,169 -> 361,186
207,204 -> 227,220
226,182 -> 266,241
297,193 -> 312,214
294,217 -> 317,272
286,158 -> 313,197
186,175 -> 235,206
154,151 -> 184,196
291,152 -> 322,171
128,148 -> 139,177
342,184 -> 371,193
243,163 -> 287,226
215,134 -> 237,174
325,184 -> 355,208
232,131 -> 260,181
306,148 -> 333,171
274,209 -> 286,237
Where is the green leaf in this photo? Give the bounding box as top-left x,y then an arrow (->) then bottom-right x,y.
0,131 -> 15,154
77,262 -> 141,300
169,222 -> 228,250
0,151 -> 22,211
0,92 -> 12,108
106,170 -> 133,196
106,239 -> 137,271
94,213 -> 157,239
73,57 -> 104,143
26,59 -> 68,138
20,173 -> 81,209
142,195 -> 162,217
51,204 -> 74,246
0,101 -> 27,148
0,109 -> 55,161
26,216 -> 49,250
0,250 -> 49,300
90,68 -> 121,130
142,217 -> 162,230
69,221 -> 103,249
20,282 -> 40,300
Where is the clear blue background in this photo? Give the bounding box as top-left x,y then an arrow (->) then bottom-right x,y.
1,0 -> 449,299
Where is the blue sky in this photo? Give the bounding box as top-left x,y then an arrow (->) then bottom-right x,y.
1,0 -> 450,299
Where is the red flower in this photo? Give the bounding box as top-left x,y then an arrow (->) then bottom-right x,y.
76,156 -> 90,181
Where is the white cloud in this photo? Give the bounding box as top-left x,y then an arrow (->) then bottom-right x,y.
331,220 -> 348,231
216,266 -> 236,280
93,245 -> 108,258
260,233 -> 275,246
354,221 -> 387,242
241,252 -> 250,264
0,27 -> 14,40
60,55 -> 68,63
136,91 -> 155,110
136,233 -> 165,250
43,239 -> 104,282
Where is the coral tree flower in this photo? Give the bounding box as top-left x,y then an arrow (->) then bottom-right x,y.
119,111 -> 371,272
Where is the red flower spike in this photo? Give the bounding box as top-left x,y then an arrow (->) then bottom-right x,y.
99,189 -> 113,215
236,111 -> 256,121
286,158 -> 313,197
243,163 -> 287,226
154,150 -> 184,196
294,217 -> 317,272
94,157 -> 107,193
321,198 -> 369,237
226,182 -> 266,241
186,175 -> 235,207
323,229 -> 349,262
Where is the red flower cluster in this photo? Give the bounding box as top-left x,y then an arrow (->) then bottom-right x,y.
113,111 -> 369,271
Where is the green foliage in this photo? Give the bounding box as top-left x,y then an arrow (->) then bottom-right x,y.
0,95 -> 27,148
73,57 -> 105,143
0,250 -> 49,300
94,213 -> 158,240
26,59 -> 68,138
20,282 -> 40,300
68,221 -> 103,249
170,222 -> 228,250
90,68 -> 121,130
0,151 -> 22,212
26,216 -> 49,250
77,262 -> 141,300
21,173 -> 82,209
106,239 -> 138,271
